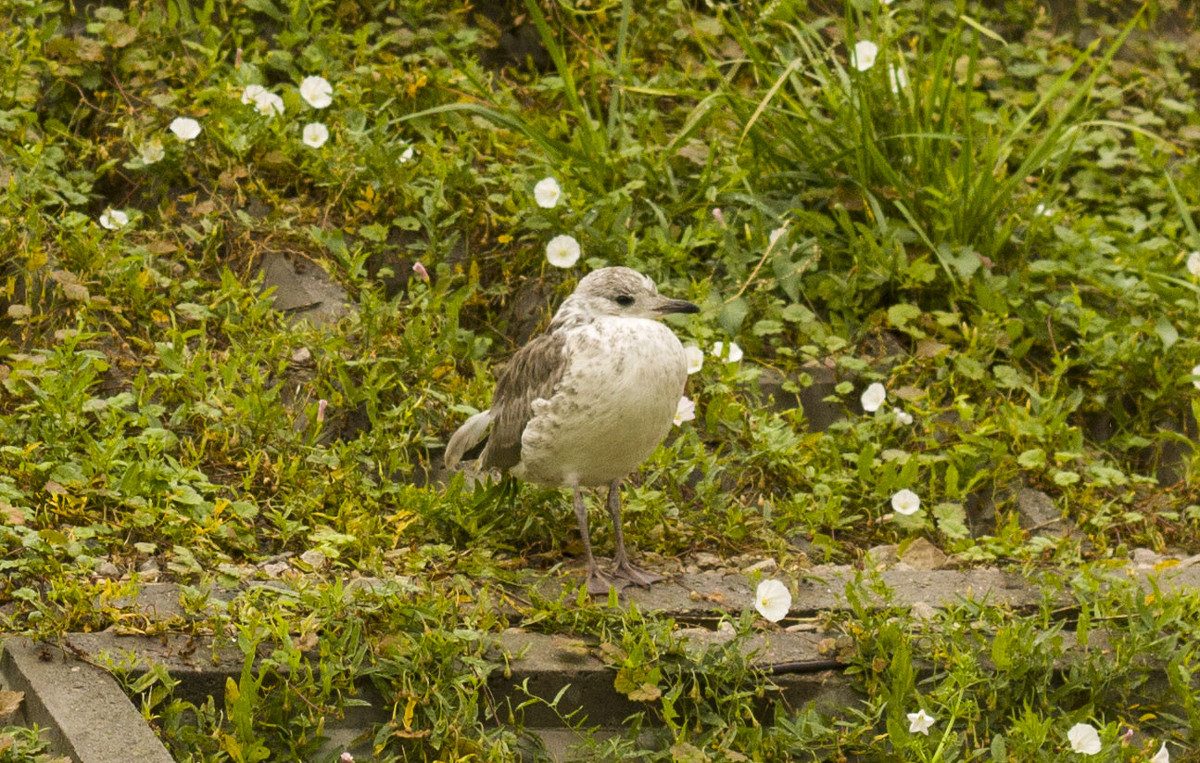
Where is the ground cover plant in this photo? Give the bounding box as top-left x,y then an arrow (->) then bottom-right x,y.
2,0 -> 1200,759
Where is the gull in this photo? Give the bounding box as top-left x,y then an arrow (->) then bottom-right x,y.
445,267 -> 699,594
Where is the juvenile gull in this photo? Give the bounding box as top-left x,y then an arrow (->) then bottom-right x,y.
445,267 -> 699,593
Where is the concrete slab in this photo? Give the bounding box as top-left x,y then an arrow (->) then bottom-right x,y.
0,638 -> 175,763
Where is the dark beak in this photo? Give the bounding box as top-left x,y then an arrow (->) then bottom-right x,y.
655,298 -> 700,315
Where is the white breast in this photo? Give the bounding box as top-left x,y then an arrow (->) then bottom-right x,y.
514,317 -> 688,488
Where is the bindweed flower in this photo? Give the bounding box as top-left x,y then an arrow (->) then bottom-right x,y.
243,85 -> 284,116
683,345 -> 704,375
400,145 -> 414,163
300,76 -> 333,108
907,709 -> 935,735
893,407 -> 913,426
889,64 -> 909,92
1068,723 -> 1102,756
242,84 -> 266,105
712,207 -> 726,228
1187,251 -> 1200,278
1193,364 -> 1200,391
851,40 -> 878,71
170,117 -> 201,141
139,138 -> 164,165
861,382 -> 886,412
712,341 -> 743,363
412,262 -> 430,282
1152,742 -> 1170,763
545,234 -> 581,268
340,753 -> 355,763
302,122 -> 329,148
673,396 -> 695,426
256,91 -> 284,116
99,209 -> 129,230
534,177 -> 562,209
316,399 -> 328,424
891,489 -> 920,516
754,579 -> 791,622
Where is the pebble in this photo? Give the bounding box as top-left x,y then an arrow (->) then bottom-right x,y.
743,558 -> 778,574
300,549 -> 328,570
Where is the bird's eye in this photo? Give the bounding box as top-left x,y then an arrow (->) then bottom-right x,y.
614,295 -> 635,307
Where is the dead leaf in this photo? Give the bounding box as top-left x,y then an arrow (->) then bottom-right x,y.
0,690 -> 22,717
0,502 -> 26,526
627,682 -> 662,702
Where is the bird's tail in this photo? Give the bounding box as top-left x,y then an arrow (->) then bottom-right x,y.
444,409 -> 494,470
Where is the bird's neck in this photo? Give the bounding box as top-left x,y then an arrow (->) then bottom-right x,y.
549,301 -> 596,331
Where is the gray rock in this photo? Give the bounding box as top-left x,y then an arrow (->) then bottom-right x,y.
898,538 -> 948,571
258,252 -> 352,327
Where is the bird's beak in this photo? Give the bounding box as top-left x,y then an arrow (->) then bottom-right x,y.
655,297 -> 700,316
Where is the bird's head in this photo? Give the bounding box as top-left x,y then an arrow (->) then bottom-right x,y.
558,267 -> 699,322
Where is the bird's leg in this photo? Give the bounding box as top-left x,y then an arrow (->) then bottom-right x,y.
573,486 -> 618,595
607,479 -> 663,588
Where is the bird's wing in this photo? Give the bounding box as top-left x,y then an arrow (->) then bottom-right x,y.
480,329 -> 569,471
444,409 -> 494,470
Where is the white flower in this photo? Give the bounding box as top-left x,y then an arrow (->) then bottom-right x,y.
1193,364 -> 1200,391
889,64 -> 909,92
139,138 -> 164,165
712,341 -> 743,363
241,85 -> 263,104
240,83 -> 266,104
683,345 -> 704,375
1067,723 -> 1102,755
300,75 -> 333,108
1187,251 -> 1200,278
673,396 -> 695,426
754,579 -> 791,622
893,407 -> 913,426
861,382 -> 886,412
1151,742 -> 1170,763
302,122 -> 329,148
907,709 -> 935,735
254,90 -> 285,117
99,209 -> 129,230
891,489 -> 920,516
534,177 -> 562,209
169,117 -> 201,141
241,84 -> 266,105
400,145 -> 414,163
545,234 -> 581,268
1035,203 -> 1053,217
242,85 -> 284,116
851,40 -> 878,72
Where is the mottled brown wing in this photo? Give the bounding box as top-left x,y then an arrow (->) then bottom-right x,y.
480,330 -> 569,471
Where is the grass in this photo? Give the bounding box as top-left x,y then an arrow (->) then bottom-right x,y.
2,0 -> 1200,759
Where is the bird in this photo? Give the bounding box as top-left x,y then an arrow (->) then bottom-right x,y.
445,266 -> 699,594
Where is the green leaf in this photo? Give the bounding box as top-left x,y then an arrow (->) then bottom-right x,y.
1052,470 -> 1080,486
933,502 -> 969,539
1017,449 -> 1047,469
887,303 -> 921,328
718,297 -> 750,335
954,355 -> 985,380
992,364 -> 1024,389
1155,316 -> 1178,350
